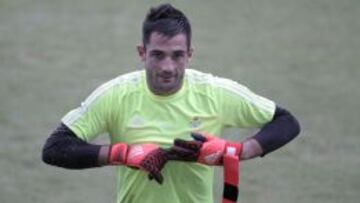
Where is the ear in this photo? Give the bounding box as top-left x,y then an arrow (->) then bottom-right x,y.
187,47 -> 194,60
136,44 -> 146,61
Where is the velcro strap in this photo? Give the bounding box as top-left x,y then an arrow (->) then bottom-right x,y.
222,143 -> 242,203
108,143 -> 128,165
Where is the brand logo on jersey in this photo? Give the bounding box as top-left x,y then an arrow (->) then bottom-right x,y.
129,115 -> 144,128
190,117 -> 201,128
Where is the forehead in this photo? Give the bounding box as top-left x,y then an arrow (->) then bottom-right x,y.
147,32 -> 187,51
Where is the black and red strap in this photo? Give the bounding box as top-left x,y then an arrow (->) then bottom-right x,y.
222,143 -> 243,203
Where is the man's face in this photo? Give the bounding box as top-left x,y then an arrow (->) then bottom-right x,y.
138,32 -> 192,95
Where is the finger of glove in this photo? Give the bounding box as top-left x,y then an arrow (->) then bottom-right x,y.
140,150 -> 167,184
151,171 -> 163,184
141,161 -> 163,184
191,132 -> 207,142
167,146 -> 199,161
141,163 -> 164,184
147,173 -> 164,185
143,165 -> 163,184
174,139 -> 202,151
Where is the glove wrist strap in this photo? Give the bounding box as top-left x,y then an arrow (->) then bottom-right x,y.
108,143 -> 128,165
222,143 -> 243,203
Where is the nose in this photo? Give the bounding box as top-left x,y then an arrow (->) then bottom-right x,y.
160,56 -> 176,72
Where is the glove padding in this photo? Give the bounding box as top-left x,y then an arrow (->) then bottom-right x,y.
172,132 -> 242,165
108,143 -> 168,184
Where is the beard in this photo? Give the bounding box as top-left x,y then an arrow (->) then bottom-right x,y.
147,70 -> 184,95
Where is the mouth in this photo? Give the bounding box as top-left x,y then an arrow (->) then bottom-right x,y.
158,74 -> 176,83
160,76 -> 174,83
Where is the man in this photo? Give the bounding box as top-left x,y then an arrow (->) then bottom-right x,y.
42,3 -> 300,203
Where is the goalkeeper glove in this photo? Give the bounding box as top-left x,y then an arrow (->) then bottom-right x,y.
173,132 -> 242,165
108,143 -> 168,184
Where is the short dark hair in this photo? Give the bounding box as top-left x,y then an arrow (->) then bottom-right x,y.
142,4 -> 191,50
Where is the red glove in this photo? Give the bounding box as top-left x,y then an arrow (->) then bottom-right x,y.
173,132 -> 242,165
108,143 -> 168,184
173,132 -> 243,203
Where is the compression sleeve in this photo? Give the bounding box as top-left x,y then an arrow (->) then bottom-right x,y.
42,123 -> 102,169
253,106 -> 301,156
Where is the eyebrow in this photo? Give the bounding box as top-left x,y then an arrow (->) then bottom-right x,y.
149,49 -> 186,55
173,50 -> 186,54
149,50 -> 164,54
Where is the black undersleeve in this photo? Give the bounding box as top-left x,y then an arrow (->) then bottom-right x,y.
253,106 -> 301,156
42,123 -> 102,169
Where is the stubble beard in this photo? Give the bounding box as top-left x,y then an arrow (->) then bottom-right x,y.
148,72 -> 184,96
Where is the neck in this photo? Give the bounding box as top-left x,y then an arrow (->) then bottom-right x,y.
148,82 -> 183,96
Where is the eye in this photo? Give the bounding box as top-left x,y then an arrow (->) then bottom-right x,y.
172,51 -> 185,60
150,51 -> 165,60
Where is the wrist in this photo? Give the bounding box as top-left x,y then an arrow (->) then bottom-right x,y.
240,139 -> 263,160
98,145 -> 111,166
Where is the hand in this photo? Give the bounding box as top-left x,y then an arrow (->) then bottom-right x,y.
108,143 -> 168,184
172,132 -> 242,165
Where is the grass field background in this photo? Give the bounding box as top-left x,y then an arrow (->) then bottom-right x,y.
1,0 -> 359,202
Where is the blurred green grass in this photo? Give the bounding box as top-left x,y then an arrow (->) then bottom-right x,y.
1,0 -> 359,202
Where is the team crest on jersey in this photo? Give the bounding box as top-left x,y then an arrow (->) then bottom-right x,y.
190,117 -> 202,128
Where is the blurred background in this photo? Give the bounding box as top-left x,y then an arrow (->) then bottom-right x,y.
1,0 -> 359,202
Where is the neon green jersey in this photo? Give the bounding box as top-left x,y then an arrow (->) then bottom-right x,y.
62,69 -> 275,203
